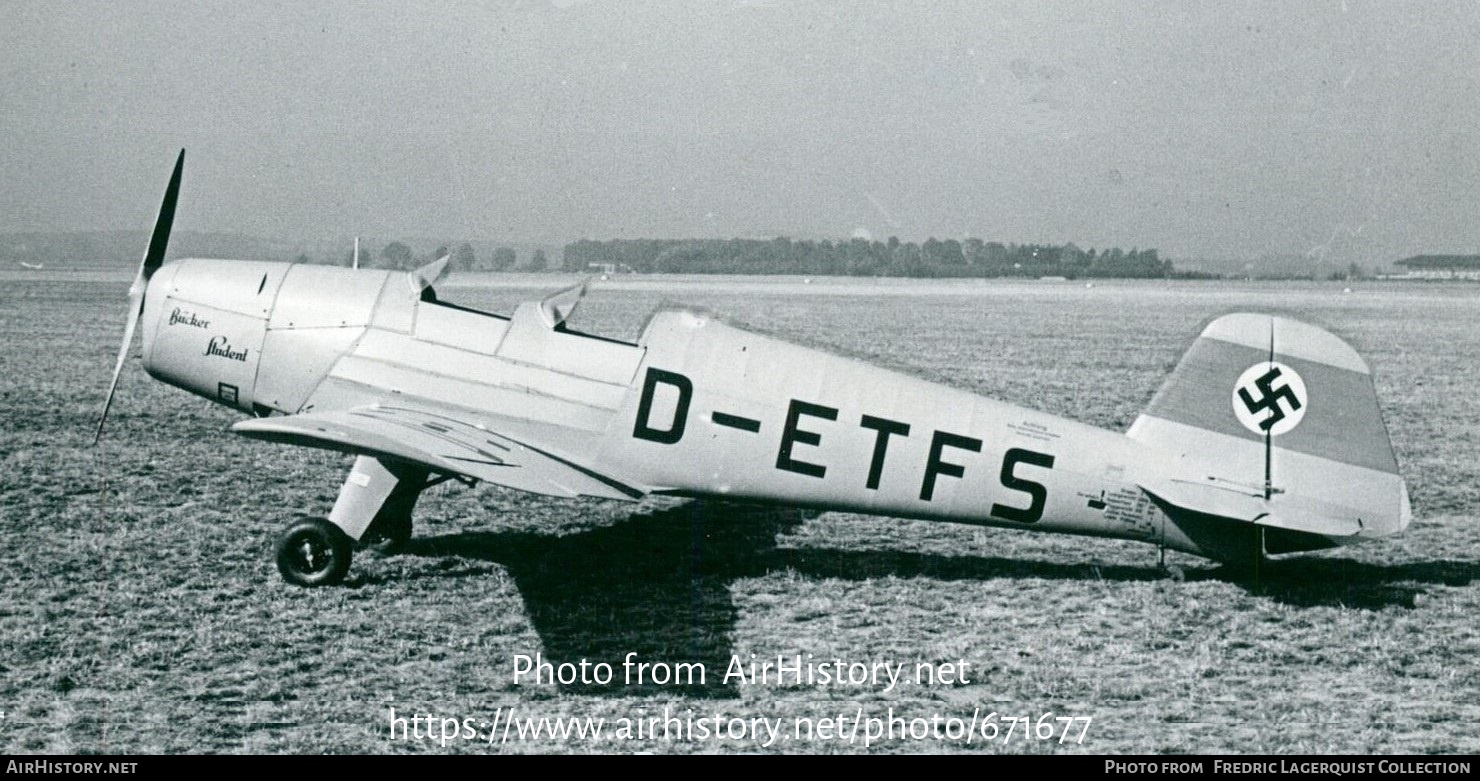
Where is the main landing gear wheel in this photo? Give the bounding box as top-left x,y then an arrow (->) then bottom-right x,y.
360,514 -> 412,555
275,518 -> 352,587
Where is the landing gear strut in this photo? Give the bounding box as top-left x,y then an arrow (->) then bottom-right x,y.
358,472 -> 426,554
360,510 -> 414,554
274,455 -> 446,587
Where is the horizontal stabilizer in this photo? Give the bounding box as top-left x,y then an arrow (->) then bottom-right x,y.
1140,477 -> 1376,539
1254,509 -> 1364,538
232,406 -> 645,502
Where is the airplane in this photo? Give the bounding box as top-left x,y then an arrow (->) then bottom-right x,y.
18,261 -> 44,270
97,151 -> 1412,587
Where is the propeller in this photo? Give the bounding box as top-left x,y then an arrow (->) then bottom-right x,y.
94,149 -> 185,445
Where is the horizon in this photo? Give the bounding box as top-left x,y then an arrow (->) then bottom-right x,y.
1,225 -> 1421,276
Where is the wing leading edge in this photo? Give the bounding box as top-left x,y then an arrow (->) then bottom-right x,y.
231,406 -> 646,502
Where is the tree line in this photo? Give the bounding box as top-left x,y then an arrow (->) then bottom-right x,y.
299,237 -> 1174,278
305,242 -> 547,272
562,237 -> 1176,278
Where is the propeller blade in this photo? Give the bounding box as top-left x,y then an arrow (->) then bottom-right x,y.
93,149 -> 185,445
94,289 -> 145,445
142,150 -> 185,280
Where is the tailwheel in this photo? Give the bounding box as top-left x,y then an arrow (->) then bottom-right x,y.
275,518 -> 352,587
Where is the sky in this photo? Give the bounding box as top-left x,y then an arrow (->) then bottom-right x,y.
2,0 -> 1477,268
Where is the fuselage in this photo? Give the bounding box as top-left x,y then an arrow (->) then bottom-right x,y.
136,258 -> 1267,560
607,308 -> 1186,549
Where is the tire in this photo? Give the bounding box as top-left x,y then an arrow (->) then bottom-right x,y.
360,513 -> 412,554
275,518 -> 352,587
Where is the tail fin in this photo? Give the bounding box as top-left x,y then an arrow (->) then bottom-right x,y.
1128,313 -> 1410,555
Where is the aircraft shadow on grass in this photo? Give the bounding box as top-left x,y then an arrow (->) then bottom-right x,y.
394,500 -> 1475,698
1195,556 -> 1478,610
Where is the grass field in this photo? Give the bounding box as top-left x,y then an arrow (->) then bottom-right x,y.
1,273 -> 1477,754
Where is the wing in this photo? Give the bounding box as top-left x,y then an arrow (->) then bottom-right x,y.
231,405 -> 645,502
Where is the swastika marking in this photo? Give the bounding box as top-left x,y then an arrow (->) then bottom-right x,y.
1232,362 -> 1307,436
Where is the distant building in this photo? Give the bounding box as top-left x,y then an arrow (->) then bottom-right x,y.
1393,255 -> 1480,280
585,262 -> 635,275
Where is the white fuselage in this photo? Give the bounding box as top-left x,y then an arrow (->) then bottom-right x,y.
137,259 -> 1264,559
